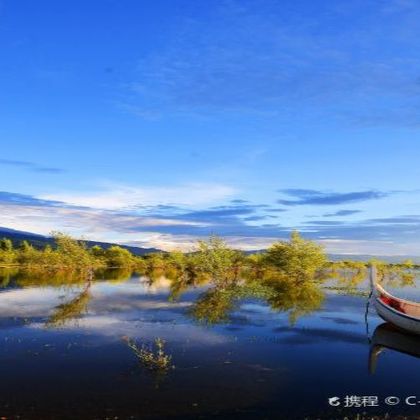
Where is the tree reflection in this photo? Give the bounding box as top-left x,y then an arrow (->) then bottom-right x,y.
324,260 -> 415,291
190,282 -> 272,324
0,266 -> 138,289
326,261 -> 367,288
0,267 -> 19,288
265,279 -> 325,325
375,261 -> 416,288
190,278 -> 325,326
46,281 -> 92,328
11,268 -> 90,288
94,267 -> 134,283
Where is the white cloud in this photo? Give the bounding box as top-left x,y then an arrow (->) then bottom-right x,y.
126,234 -> 282,252
0,281 -> 228,346
40,183 -> 236,210
0,204 -> 209,241
4,201 -> 420,255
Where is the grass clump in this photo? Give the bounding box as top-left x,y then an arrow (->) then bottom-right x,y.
124,337 -> 173,371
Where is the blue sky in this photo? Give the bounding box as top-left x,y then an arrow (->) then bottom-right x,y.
1,0 -> 420,255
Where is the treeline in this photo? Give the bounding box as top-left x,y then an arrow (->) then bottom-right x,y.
0,231 -> 415,286
0,231 -> 328,279
0,232 -> 142,271
1,231 -> 416,326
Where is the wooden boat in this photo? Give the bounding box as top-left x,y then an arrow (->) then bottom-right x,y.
369,322 -> 420,374
370,265 -> 420,335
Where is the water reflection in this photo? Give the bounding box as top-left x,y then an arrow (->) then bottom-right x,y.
0,267 -> 419,418
0,265 -> 416,329
46,280 -> 92,328
369,322 -> 420,374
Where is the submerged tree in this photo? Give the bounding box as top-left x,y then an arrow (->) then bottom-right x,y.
105,245 -> 137,268
52,232 -> 97,269
265,231 -> 327,281
0,238 -> 16,265
194,236 -> 240,287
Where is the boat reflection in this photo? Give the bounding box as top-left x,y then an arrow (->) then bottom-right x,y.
369,322 -> 420,374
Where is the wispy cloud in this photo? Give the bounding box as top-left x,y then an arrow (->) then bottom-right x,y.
0,159 -> 64,174
305,220 -> 345,226
40,183 -> 237,210
3,187 -> 420,255
323,209 -> 362,217
278,189 -> 388,206
0,191 -> 64,207
120,0 -> 420,125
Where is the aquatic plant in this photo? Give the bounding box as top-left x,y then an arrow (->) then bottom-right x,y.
124,337 -> 173,371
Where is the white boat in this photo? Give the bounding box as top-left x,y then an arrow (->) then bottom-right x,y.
370,265 -> 420,335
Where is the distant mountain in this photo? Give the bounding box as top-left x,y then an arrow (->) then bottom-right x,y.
327,254 -> 420,264
245,249 -> 419,263
0,227 -> 161,256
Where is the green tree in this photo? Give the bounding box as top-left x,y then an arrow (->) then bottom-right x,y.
195,236 -> 238,286
0,238 -> 15,265
90,245 -> 104,257
52,232 -> 96,269
265,231 -> 327,281
0,238 -> 13,252
105,245 -> 136,268
17,240 -> 40,265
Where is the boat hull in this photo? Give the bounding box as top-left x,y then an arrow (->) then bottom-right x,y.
375,297 -> 420,335
370,265 -> 420,335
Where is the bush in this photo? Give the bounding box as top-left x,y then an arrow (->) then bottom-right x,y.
265,231 -> 327,281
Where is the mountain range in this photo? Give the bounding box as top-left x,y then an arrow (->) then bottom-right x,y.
0,227 -> 160,256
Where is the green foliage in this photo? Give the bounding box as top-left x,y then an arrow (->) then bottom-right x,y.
90,245 -> 105,257
17,240 -> 42,266
0,238 -> 13,251
0,232 -> 146,271
52,232 -> 97,268
105,245 -> 137,268
245,253 -> 267,278
194,235 -> 240,286
0,238 -> 16,265
265,231 -> 327,280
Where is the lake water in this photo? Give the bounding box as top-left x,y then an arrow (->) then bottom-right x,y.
0,270 -> 420,419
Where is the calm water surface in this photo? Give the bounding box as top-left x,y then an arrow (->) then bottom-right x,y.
0,270 -> 420,419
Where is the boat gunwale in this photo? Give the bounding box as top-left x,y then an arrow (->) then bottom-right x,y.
374,281 -> 420,307
375,296 -> 420,322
